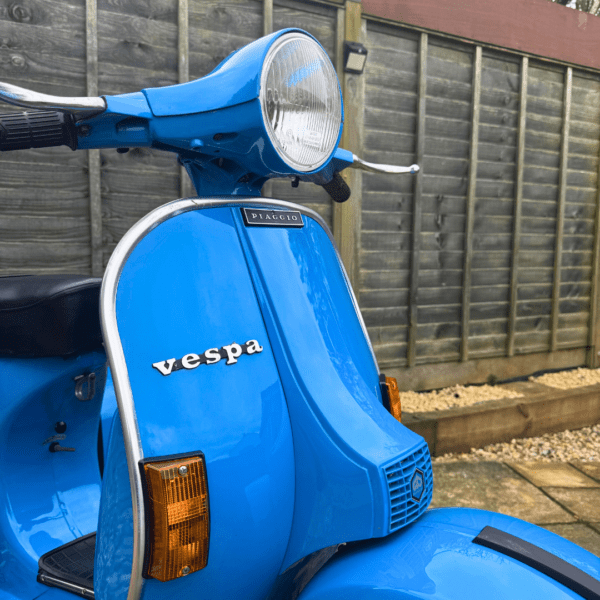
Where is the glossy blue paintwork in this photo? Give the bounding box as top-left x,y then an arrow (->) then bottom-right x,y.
94,412 -> 134,600
298,507 -> 600,599
104,207 -> 295,600
143,31 -> 282,117
76,29 -> 344,196
0,353 -> 105,600
99,369 -> 118,468
234,210 -> 430,569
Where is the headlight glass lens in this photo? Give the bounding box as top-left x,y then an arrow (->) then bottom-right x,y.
260,33 -> 342,172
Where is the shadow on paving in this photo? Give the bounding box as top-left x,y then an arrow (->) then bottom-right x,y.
430,461 -> 600,557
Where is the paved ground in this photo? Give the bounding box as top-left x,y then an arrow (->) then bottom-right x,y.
430,461 -> 600,557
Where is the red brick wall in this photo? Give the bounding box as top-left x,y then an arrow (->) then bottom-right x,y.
363,0 -> 600,71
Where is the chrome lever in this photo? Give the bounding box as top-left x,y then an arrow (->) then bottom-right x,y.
0,82 -> 106,116
349,153 -> 419,175
49,442 -> 76,453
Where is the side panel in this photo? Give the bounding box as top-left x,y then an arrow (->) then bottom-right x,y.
94,413 -> 134,600
0,354 -> 105,600
97,207 -> 295,600
298,507 -> 600,599
99,369 -> 118,467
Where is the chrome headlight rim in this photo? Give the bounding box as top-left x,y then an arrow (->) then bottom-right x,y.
259,31 -> 342,173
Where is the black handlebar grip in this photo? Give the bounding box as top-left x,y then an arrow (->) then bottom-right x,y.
0,110 -> 77,151
322,171 -> 351,203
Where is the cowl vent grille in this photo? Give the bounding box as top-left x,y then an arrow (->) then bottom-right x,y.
384,442 -> 433,532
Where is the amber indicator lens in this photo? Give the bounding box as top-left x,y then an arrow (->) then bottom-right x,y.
143,455 -> 209,582
385,376 -> 402,422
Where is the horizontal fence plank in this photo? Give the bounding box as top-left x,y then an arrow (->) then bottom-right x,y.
0,216 -> 90,242
0,0 -> 85,29
97,0 -> 177,21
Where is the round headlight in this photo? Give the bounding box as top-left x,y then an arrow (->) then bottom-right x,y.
260,32 -> 342,172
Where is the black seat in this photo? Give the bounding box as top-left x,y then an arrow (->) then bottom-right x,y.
0,275 -> 103,358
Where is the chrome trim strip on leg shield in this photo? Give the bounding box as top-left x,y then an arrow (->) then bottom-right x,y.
100,196 -> 379,600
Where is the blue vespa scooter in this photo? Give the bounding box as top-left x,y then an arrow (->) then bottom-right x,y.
0,28 -> 599,600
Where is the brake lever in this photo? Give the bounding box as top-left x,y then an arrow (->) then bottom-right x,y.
319,150 -> 420,203
349,154 -> 419,175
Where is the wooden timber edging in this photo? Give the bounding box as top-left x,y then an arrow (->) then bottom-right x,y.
403,380 -> 600,457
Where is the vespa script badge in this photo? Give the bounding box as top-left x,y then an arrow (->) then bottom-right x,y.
152,340 -> 263,376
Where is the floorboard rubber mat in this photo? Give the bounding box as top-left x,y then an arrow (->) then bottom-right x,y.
37,532 -> 96,598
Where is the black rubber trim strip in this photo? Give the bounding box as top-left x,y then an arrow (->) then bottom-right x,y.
473,526 -> 600,600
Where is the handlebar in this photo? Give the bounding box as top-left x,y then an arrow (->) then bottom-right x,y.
0,110 -> 77,151
321,172 -> 351,203
0,81 -> 106,115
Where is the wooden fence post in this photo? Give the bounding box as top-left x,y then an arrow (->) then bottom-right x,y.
261,0 -> 274,198
588,110 -> 600,367
407,32 -> 428,367
551,67 -> 572,352
263,0 -> 273,37
333,0 -> 364,291
86,0 -> 102,276
179,0 -> 192,198
507,56 -> 528,357
460,45 -> 482,362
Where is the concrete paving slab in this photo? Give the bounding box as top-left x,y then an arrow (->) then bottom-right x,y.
542,487 -> 600,522
507,462 -> 600,488
431,462 -> 575,524
571,462 -> 600,483
540,523 -> 600,557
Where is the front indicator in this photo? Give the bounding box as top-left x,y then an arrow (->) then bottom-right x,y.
141,453 -> 210,582
380,375 -> 402,422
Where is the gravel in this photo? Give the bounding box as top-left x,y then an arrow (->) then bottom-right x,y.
400,368 -> 600,413
399,367 -> 600,463
530,367 -> 600,390
433,424 -> 600,463
399,384 -> 523,412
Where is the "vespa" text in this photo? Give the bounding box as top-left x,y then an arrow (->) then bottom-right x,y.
152,340 -> 263,376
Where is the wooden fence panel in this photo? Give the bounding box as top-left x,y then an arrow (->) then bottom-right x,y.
98,0 -> 179,267
0,0 -> 90,274
514,61 -> 563,355
2,0 -> 600,389
361,21 -> 420,366
363,15 -> 600,387
468,50 -> 519,360
415,37 -> 474,366
561,73 -> 600,352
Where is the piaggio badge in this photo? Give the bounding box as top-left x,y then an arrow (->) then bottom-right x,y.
242,208 -> 304,228
152,340 -> 263,376
411,468 -> 424,502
